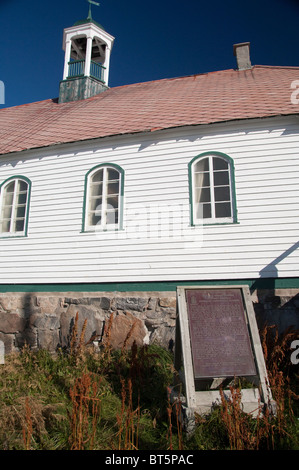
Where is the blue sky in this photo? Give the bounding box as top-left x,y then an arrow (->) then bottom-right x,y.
0,0 -> 299,108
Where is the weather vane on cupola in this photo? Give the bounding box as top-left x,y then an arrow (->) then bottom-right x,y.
87,0 -> 100,20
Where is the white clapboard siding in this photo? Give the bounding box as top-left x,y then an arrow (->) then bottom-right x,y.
0,251 -> 297,269
0,116 -> 298,284
0,246 -> 296,260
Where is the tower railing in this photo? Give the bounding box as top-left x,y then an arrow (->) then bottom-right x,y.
90,61 -> 106,82
68,60 -> 85,78
67,60 -> 105,83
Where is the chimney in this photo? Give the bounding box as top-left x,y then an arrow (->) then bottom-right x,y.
233,42 -> 252,70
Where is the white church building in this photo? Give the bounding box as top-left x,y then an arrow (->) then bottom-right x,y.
0,13 -> 298,352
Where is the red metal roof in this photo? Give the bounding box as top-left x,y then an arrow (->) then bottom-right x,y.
0,65 -> 298,155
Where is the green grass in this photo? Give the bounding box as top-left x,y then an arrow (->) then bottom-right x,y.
0,328 -> 298,450
0,344 -> 175,450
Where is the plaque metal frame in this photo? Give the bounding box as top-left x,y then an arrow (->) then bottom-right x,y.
173,285 -> 273,416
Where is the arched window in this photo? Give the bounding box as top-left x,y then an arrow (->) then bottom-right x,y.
0,176 -> 31,236
83,164 -> 124,231
189,152 -> 237,225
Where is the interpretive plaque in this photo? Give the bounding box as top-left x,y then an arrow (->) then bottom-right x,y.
185,288 -> 257,379
172,285 -> 273,423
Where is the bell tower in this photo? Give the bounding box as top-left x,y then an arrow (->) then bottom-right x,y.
59,1 -> 115,103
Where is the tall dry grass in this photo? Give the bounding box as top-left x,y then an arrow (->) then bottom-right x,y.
69,371 -> 102,450
218,324 -> 299,450
22,397 -> 33,450
166,387 -> 183,450
115,377 -> 140,450
1,312 -> 297,450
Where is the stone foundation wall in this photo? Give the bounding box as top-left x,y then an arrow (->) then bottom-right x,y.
251,288 -> 299,333
0,292 -> 177,355
0,289 -> 298,356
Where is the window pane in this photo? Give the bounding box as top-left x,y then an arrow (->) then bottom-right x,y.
194,171 -> 210,188
92,170 -> 103,183
90,182 -> 103,197
106,209 -> 118,225
214,171 -> 229,186
195,187 -> 211,203
107,195 -> 119,209
194,158 -> 209,172
5,181 -> 15,193
215,202 -> 231,218
89,196 -> 102,212
18,180 -> 28,192
17,192 -> 28,205
107,168 -> 120,181
16,206 -> 26,218
14,219 -> 25,232
2,206 -> 13,219
214,186 -> 230,202
3,192 -> 14,205
107,182 -> 119,195
89,212 -> 102,226
196,203 -> 211,219
213,157 -> 228,171
0,219 -> 10,232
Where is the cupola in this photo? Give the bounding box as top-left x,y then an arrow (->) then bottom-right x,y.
59,1 -> 115,103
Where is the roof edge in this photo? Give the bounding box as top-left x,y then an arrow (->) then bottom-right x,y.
1,113 -> 298,157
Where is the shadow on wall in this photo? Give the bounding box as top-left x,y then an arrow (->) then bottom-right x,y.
13,294 -> 35,350
12,294 -> 176,354
15,294 -> 104,352
15,294 -> 62,351
251,241 -> 299,334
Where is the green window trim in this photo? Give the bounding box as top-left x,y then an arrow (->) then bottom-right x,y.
0,175 -> 32,238
188,151 -> 238,226
82,163 -> 125,233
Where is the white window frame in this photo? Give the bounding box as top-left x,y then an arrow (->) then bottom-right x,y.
190,153 -> 235,225
84,164 -> 123,232
0,177 -> 30,237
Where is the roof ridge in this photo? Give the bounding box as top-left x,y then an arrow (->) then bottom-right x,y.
105,64 -> 299,92
88,68 -> 237,95
2,64 -> 299,111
